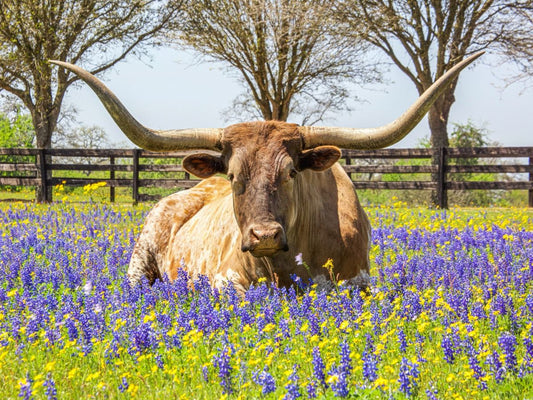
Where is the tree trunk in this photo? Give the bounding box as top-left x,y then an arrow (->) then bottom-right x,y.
33,111 -> 57,203
428,90 -> 454,207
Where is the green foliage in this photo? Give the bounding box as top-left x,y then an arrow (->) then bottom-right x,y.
0,111 -> 34,148
449,121 -> 491,148
0,111 -> 34,192
447,121 -> 501,207
356,120 -> 529,207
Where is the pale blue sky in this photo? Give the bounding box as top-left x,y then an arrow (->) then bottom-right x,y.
65,48 -> 532,148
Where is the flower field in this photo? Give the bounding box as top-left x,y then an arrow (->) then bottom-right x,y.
1,202 -> 533,399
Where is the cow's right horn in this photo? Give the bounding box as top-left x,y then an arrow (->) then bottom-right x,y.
50,61 -> 223,151
299,51 -> 484,150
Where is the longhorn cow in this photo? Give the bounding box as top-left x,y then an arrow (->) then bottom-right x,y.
51,53 -> 482,293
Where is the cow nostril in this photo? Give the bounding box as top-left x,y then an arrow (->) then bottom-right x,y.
250,228 -> 260,242
249,224 -> 284,245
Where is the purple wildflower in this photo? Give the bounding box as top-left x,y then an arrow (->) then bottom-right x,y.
398,357 -> 420,397
283,365 -> 301,400
312,346 -> 327,388
425,386 -> 440,400
18,373 -> 33,400
520,338 -> 533,376
441,334 -> 455,364
213,346 -> 233,394
202,365 -> 209,382
43,373 -> 57,400
339,341 -> 352,375
466,342 -> 487,390
155,353 -> 164,369
252,367 -> 276,395
499,332 -> 517,373
118,377 -> 129,393
82,281 -> 93,296
362,350 -> 378,382
398,328 -> 408,353
487,351 -> 505,383
306,381 -> 317,398
329,364 -> 349,397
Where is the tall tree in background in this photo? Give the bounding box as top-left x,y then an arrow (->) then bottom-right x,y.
496,2 -> 533,87
0,0 -> 183,201
173,0 -> 380,124
336,0 -> 533,149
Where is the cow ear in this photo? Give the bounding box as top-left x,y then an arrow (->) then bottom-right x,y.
183,154 -> 226,178
298,146 -> 341,171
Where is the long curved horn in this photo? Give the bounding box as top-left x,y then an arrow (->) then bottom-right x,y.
50,61 -> 223,151
299,51 -> 484,150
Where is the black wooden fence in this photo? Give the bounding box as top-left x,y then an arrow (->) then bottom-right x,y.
1,147 -> 532,207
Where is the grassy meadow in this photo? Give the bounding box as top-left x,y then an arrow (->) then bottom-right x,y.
0,199 -> 532,399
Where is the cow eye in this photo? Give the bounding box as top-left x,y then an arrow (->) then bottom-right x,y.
289,169 -> 298,179
227,173 -> 234,181
232,180 -> 245,195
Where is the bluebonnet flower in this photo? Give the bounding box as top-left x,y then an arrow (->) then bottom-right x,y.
118,377 -> 129,393
213,346 -> 232,394
283,365 -> 301,400
520,338 -> 533,377
82,281 -> 93,296
43,373 -> 57,400
328,364 -> 349,397
499,332 -> 517,373
487,351 -> 505,383
131,322 -> 156,352
398,357 -> 420,397
306,381 -> 317,398
425,386 -> 440,400
312,346 -> 326,388
441,334 -> 455,364
470,302 -> 486,319
339,341 -> 352,375
155,353 -> 164,369
202,365 -> 209,382
397,328 -> 408,353
465,341 -> 487,390
362,350 -> 378,382
252,367 -> 276,395
18,373 -> 33,400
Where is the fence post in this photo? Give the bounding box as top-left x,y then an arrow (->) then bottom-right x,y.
132,149 -> 140,204
110,156 -> 115,203
436,146 -> 448,209
37,149 -> 50,202
345,155 -> 352,180
529,157 -> 533,207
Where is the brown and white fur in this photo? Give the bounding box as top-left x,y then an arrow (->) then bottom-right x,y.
128,121 -> 371,293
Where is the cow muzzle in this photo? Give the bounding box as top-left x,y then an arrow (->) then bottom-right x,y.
241,222 -> 288,257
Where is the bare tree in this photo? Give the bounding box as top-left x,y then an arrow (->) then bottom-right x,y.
336,0 -> 533,149
0,0 -> 183,200
171,0 -> 380,124
495,2 -> 533,87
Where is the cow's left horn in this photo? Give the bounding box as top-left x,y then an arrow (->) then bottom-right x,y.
50,60 -> 223,151
299,51 -> 484,150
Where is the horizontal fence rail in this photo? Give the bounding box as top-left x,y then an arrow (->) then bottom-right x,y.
1,147 -> 532,207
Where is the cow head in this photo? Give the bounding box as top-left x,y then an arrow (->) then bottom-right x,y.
49,52 -> 483,257
182,121 -> 341,256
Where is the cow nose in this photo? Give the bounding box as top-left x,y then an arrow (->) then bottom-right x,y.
245,223 -> 288,255
250,225 -> 281,242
